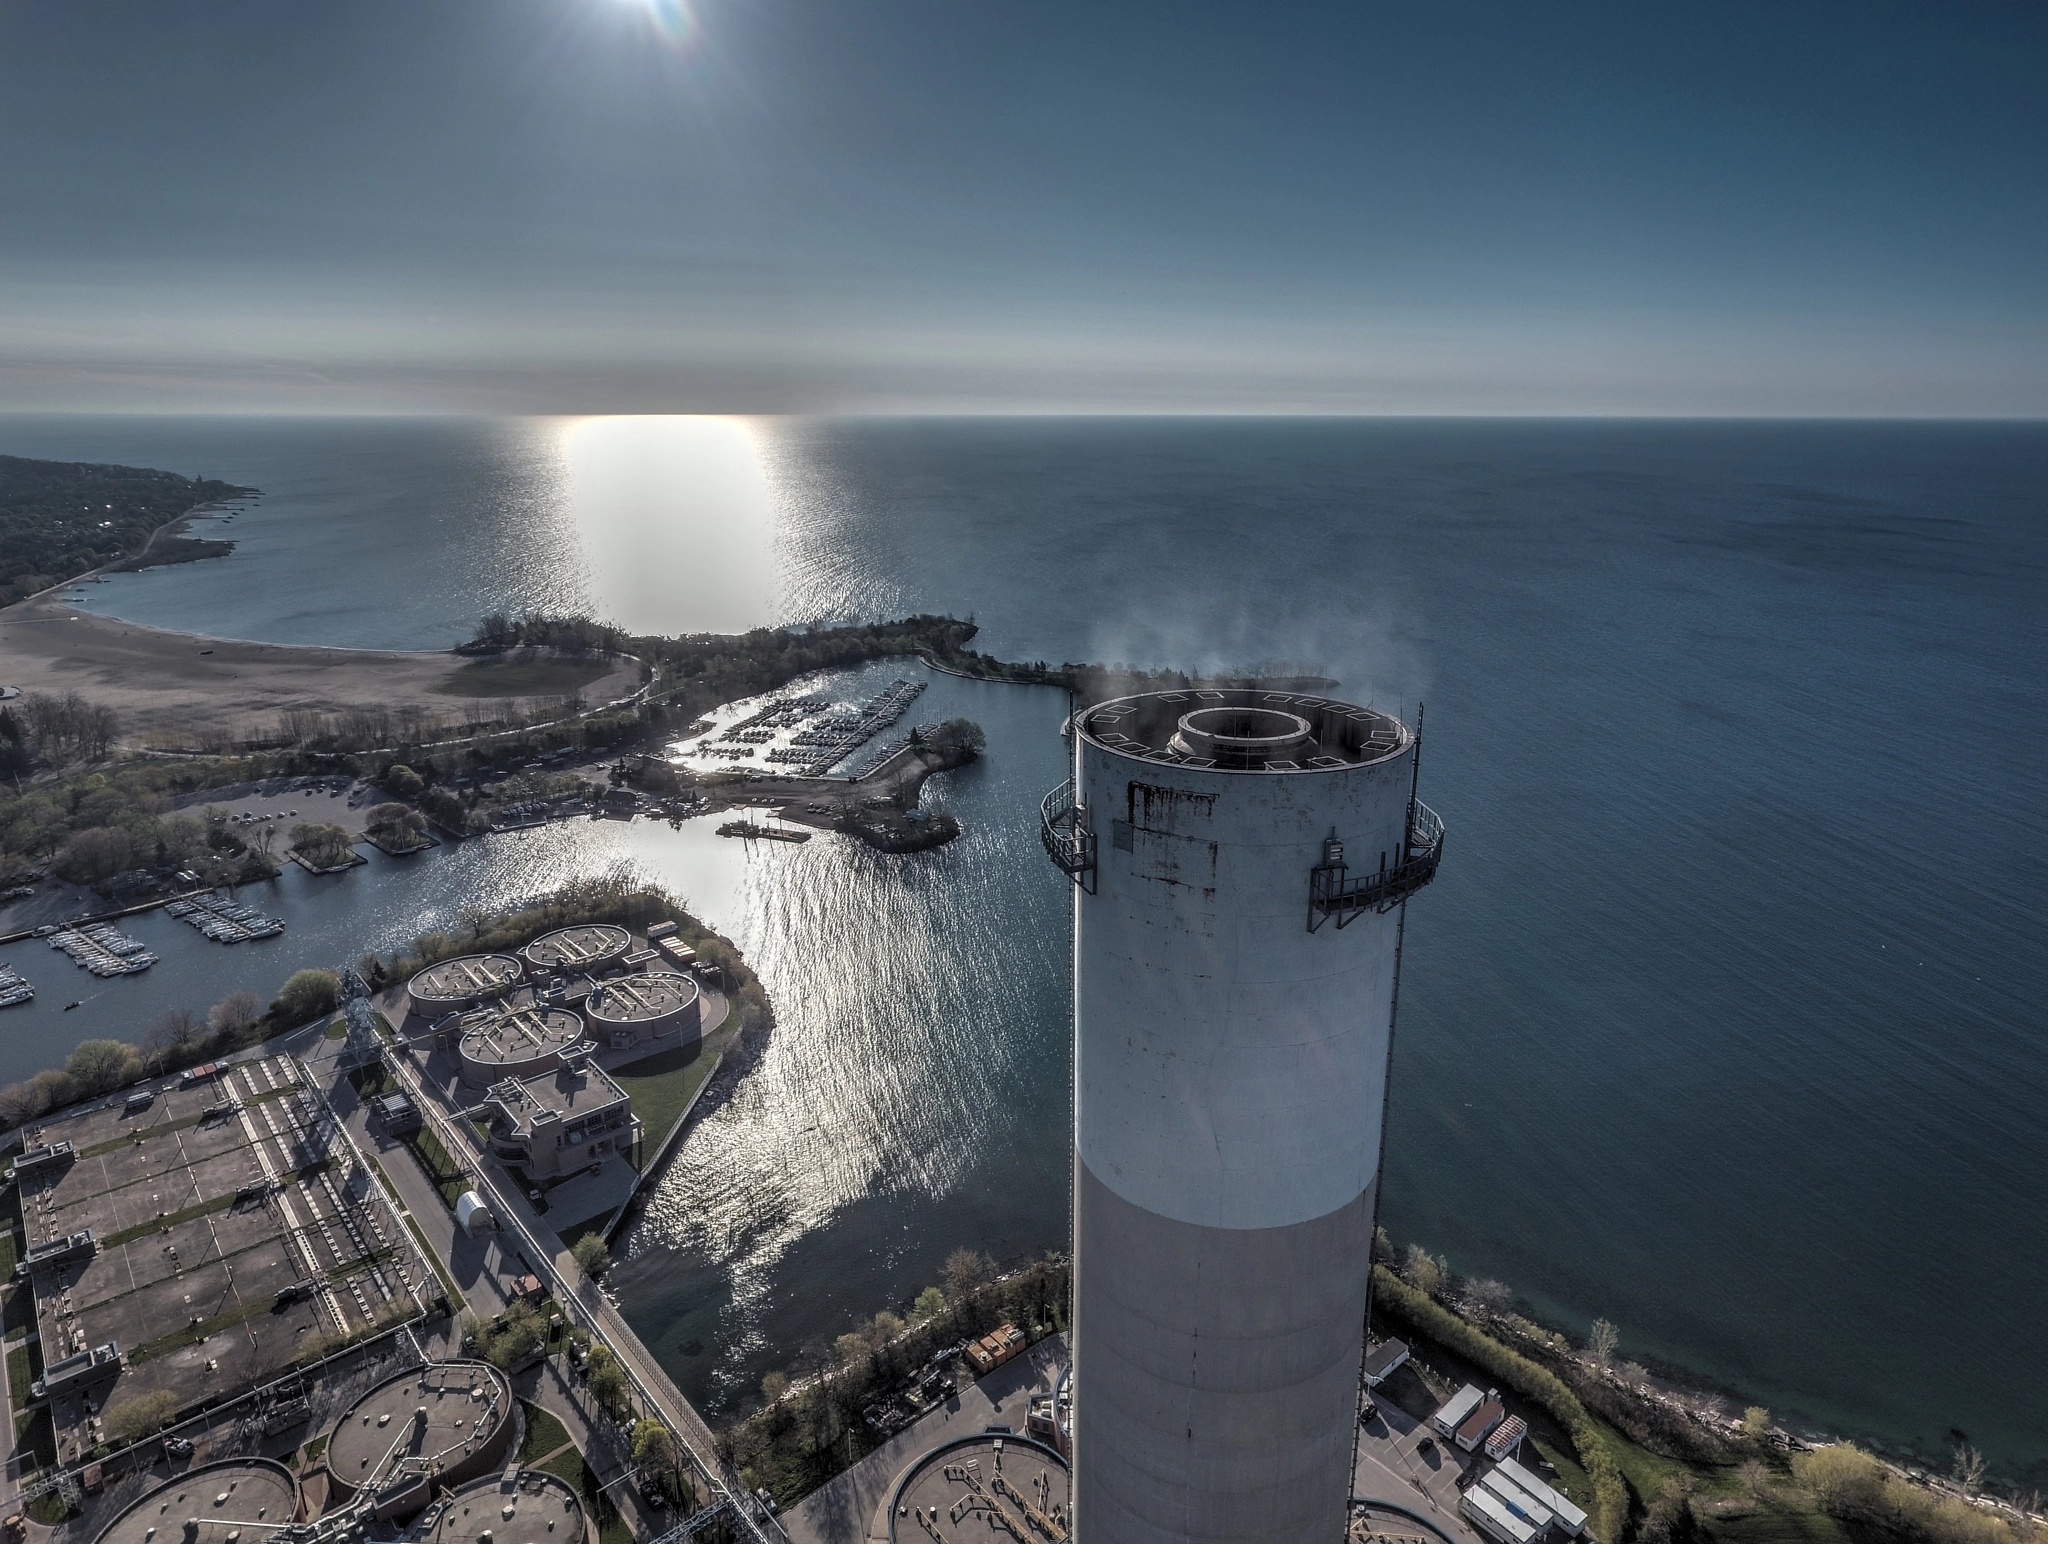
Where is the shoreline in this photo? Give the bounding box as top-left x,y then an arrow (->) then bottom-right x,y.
0,594 -> 640,749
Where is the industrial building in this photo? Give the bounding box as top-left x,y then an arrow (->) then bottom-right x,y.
582,969 -> 701,1048
414,1470 -> 593,1544
521,922 -> 631,978
467,1049 -> 640,1180
407,953 -> 522,1016
1042,688 -> 1443,1544
455,1002 -> 588,1084
12,1055 -> 429,1466
885,1430 -> 1070,1544
88,1459 -> 302,1544
323,1360 -> 513,1517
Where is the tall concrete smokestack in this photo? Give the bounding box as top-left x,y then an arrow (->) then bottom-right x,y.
1042,688 -> 1443,1544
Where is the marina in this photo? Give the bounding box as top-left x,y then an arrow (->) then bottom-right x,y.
0,962 -> 30,1007
164,890 -> 287,943
45,921 -> 157,976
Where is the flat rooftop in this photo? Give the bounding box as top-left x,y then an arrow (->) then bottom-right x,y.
1078,688 -> 1408,773
418,1471 -> 589,1544
90,1459 -> 300,1544
410,953 -> 523,1002
583,971 -> 697,1024
17,1056 -> 428,1465
458,1005 -> 585,1063
491,1059 -> 631,1127
522,924 -> 630,969
326,1360 -> 510,1496
890,1433 -> 1070,1543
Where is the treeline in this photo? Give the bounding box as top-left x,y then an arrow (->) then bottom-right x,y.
723,1249 -> 1070,1507
0,453 -> 250,608
1374,1242 -> 2041,1544
0,760 -> 283,888
0,692 -> 120,774
0,968 -> 339,1128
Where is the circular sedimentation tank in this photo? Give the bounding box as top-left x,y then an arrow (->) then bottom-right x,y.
582,970 -> 700,1042
457,1004 -> 587,1084
407,953 -> 523,1016
520,923 -> 631,977
325,1361 -> 513,1510
886,1432 -> 1070,1544
416,1470 -> 591,1544
90,1458 -> 299,1544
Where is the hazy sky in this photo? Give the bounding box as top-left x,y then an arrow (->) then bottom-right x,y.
3,1 -> 2044,414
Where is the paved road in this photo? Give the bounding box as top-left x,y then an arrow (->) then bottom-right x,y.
1353,1397 -> 1486,1544
331,1034 -> 777,1540
308,1037 -> 675,1541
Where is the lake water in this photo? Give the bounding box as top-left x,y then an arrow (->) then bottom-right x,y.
1,415 -> 2043,1482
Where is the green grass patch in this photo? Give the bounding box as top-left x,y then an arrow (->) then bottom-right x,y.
519,1400 -> 572,1464
2,1285 -> 32,1339
7,1341 -> 34,1405
324,1018 -> 348,1041
435,652 -> 615,699
535,1445 -> 632,1544
610,1017 -> 742,1164
402,1126 -> 467,1211
15,1404 -> 55,1469
0,1224 -> 18,1277
302,1431 -> 330,1466
25,1487 -> 77,1525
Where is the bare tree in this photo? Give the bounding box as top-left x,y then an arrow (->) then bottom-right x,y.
1401,1244 -> 1445,1297
1739,1459 -> 1772,1501
208,990 -> 264,1042
1953,1443 -> 1987,1496
1467,1279 -> 1512,1318
1588,1318 -> 1620,1368
0,1081 -> 44,1127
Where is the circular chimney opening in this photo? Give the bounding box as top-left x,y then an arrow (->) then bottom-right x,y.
1170,706 -> 1314,763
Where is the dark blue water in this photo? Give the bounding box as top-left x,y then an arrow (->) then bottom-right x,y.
1,416 -> 2042,1480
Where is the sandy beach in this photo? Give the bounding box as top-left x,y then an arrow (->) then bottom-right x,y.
0,592 -> 640,748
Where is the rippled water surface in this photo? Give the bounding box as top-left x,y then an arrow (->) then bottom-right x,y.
1,416 -> 2044,1479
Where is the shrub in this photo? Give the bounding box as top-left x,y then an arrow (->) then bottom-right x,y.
66,1039 -> 139,1096
272,969 -> 340,1026
104,1389 -> 178,1445
572,1234 -> 611,1279
384,764 -> 425,800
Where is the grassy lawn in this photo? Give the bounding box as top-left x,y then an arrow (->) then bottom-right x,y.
7,1341 -> 34,1406
435,652 -> 615,698
535,1444 -> 631,1544
2,1285 -> 31,1339
611,1016 -> 743,1165
403,1126 -> 468,1210
519,1400 -> 572,1463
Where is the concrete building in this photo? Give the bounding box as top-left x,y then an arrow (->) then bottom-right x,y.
521,923 -> 631,978
1043,688 -> 1443,1544
885,1430 -> 1070,1544
456,1003 -> 587,1084
407,954 -> 522,1016
89,1459 -> 301,1544
469,1050 -> 640,1180
582,970 -> 700,1049
414,1471 -> 592,1544
324,1360 -> 513,1518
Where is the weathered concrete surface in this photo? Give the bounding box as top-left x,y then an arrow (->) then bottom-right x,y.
780,1334 -> 1066,1544
1070,690 -> 1419,1544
